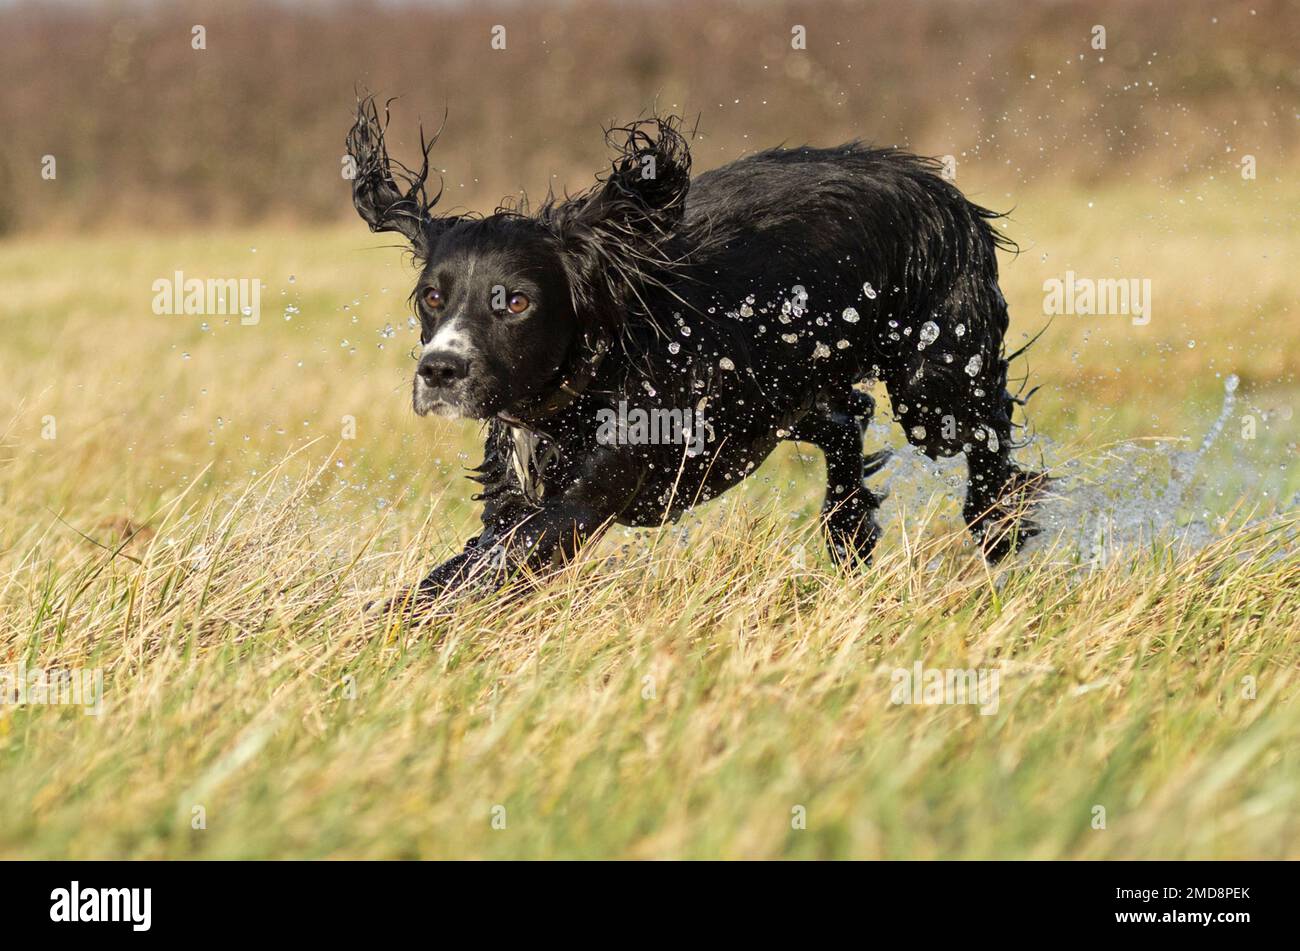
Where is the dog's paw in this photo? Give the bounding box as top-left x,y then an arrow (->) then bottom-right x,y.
822,491 -> 885,569
968,469 -> 1050,562
363,587 -> 463,631
362,589 -> 419,628
364,555 -> 510,629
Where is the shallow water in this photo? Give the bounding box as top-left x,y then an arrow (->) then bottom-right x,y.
872,374 -> 1298,568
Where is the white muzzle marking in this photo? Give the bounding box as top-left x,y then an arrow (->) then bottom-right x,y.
424,316 -> 476,360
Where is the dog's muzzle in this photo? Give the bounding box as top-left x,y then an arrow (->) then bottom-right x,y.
417,350 -> 469,389
413,350 -> 472,417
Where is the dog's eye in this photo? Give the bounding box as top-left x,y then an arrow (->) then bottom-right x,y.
506,292 -> 530,315
422,287 -> 444,310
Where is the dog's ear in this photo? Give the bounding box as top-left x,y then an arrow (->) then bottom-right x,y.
345,95 -> 458,259
562,115 -> 692,244
542,116 -> 692,321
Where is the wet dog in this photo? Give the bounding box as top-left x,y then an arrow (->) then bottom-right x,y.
346,96 -> 1043,609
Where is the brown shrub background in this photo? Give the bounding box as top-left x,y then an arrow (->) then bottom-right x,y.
1,0 -> 1295,234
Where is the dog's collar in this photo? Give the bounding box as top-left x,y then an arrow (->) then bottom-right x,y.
497,333 -> 611,428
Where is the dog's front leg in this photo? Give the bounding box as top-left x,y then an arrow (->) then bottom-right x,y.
405,503 -> 608,608
365,541 -> 480,619
406,451 -> 640,611
413,543 -> 488,600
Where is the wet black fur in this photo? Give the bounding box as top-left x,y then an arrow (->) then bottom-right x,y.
346,96 -> 1044,608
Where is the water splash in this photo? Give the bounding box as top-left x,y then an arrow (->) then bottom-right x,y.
1021,375 -> 1251,566
871,374 -> 1296,568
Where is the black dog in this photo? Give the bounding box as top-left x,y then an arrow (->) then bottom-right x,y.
346,97 -> 1042,607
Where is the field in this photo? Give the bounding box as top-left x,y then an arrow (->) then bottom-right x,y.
0,172 -> 1297,859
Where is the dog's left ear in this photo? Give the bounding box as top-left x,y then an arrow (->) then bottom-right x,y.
562,115 -> 692,243
345,94 -> 459,259
542,116 -> 692,321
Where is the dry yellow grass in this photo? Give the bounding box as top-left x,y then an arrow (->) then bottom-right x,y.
0,176 -> 1296,858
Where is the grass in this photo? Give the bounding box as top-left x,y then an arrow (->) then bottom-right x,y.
0,176 -> 1296,858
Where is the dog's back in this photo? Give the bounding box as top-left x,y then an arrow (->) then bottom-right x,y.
661,143 -> 1013,448
615,141 -> 1039,556
681,143 -> 1008,352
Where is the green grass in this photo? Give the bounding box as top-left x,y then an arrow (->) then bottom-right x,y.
0,178 -> 1296,858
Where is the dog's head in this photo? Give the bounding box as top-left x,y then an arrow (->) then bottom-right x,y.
346,96 -> 691,420
404,214 -> 578,420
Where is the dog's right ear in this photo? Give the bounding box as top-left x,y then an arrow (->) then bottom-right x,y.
345,95 -> 457,259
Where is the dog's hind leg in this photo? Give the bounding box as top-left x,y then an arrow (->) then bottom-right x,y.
959,385 -> 1046,561
884,327 -> 1043,562
788,390 -> 891,567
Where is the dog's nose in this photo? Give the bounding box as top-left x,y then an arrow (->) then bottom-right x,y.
417,351 -> 469,387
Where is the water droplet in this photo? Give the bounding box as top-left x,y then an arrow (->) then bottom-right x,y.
841,307 -> 860,323
918,321 -> 940,349
965,355 -> 982,377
